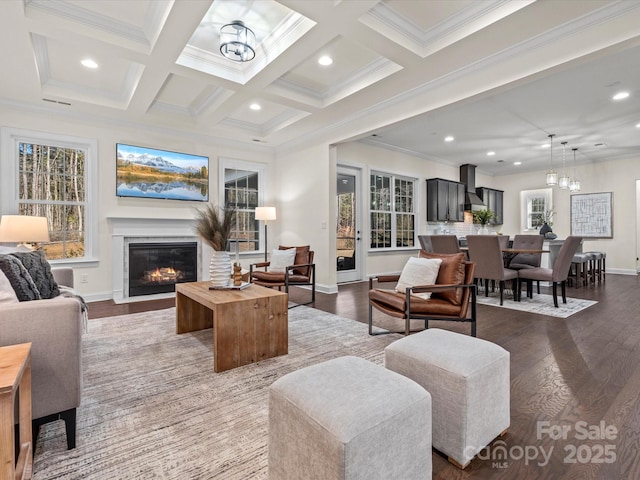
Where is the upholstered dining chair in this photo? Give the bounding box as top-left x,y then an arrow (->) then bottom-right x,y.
517,236 -> 583,308
418,235 -> 460,254
466,235 -> 519,305
250,245 -> 316,307
509,234 -> 545,298
497,235 -> 510,249
368,251 -> 477,336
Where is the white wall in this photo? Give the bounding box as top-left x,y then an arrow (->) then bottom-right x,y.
274,143 -> 335,292
0,106 -> 274,300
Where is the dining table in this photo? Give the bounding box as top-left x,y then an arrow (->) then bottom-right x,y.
460,247 -> 549,267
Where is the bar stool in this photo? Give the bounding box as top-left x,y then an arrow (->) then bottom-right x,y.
585,251 -> 605,283
570,252 -> 593,287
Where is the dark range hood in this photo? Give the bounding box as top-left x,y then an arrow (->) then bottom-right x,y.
459,164 -> 486,211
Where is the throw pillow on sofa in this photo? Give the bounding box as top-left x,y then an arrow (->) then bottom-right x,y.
0,254 -> 41,301
9,250 -> 60,299
0,269 -> 19,304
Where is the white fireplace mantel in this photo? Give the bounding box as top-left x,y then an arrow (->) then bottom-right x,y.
108,216 -> 198,237
108,217 -> 207,303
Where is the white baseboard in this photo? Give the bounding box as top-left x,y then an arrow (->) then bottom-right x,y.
605,268 -> 636,275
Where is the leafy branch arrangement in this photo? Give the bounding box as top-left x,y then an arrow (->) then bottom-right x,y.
471,209 -> 495,225
533,209 -> 555,228
194,204 -> 237,251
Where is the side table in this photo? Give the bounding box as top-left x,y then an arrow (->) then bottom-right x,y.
0,342 -> 32,480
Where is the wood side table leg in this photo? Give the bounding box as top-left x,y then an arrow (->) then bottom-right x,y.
0,391 -> 15,480
16,361 -> 32,479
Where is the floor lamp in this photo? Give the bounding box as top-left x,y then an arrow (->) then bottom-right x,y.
255,206 -> 276,262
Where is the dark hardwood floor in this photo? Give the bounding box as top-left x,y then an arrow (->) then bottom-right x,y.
88,274 -> 640,479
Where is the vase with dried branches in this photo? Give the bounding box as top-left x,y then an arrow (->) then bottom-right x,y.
194,204 -> 237,286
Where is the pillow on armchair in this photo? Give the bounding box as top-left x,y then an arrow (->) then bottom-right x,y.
278,245 -> 311,276
270,248 -> 297,273
395,257 -> 442,299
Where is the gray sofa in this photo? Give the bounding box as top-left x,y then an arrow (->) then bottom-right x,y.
0,267 -> 82,449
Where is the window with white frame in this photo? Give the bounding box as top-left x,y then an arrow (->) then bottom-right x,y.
370,172 -> 416,249
220,159 -> 266,253
520,188 -> 552,231
0,128 -> 98,263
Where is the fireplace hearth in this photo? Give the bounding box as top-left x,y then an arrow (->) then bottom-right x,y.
128,242 -> 197,297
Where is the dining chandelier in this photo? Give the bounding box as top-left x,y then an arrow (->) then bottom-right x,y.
545,134 -> 558,186
220,20 -> 256,62
558,141 -> 570,189
569,147 -> 581,192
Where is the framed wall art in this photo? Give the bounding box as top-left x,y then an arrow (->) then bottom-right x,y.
570,192 -> 612,238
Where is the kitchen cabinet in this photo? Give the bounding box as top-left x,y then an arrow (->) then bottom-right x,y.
427,178 -> 465,222
476,187 -> 504,225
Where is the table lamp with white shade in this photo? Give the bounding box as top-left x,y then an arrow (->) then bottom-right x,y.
0,215 -> 50,250
255,206 -> 276,262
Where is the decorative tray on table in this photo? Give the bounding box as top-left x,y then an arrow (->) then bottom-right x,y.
209,282 -> 251,290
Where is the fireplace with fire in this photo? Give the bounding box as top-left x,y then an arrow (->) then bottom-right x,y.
128,242 -> 197,297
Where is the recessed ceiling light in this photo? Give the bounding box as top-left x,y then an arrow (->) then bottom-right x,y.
249,103 -> 261,111
612,91 -> 630,101
81,58 -> 98,69
318,55 -> 333,66
487,151 -> 495,156
541,143 -> 550,148
444,136 -> 454,142
636,123 -> 640,128
514,161 -> 522,165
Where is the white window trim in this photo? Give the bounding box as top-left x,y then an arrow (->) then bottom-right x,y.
368,169 -> 418,252
218,157 -> 268,255
520,187 -> 552,232
0,127 -> 99,265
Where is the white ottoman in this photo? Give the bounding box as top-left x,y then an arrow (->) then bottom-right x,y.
385,329 -> 510,468
268,356 -> 432,480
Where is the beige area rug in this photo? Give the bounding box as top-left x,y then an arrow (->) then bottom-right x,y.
475,291 -> 597,318
33,307 -> 401,479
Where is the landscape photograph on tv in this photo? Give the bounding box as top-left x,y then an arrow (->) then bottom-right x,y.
116,143 -> 209,201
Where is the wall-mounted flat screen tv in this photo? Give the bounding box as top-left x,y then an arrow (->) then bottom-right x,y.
116,143 -> 209,201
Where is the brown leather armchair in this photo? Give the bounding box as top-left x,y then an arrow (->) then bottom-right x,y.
368,252 -> 477,336
250,245 -> 316,307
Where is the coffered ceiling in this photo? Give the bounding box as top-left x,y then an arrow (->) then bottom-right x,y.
2,0 -> 640,176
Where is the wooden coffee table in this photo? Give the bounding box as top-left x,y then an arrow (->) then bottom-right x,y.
175,282 -> 288,372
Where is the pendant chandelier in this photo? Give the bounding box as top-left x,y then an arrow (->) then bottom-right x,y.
569,147 -> 581,192
545,134 -> 558,186
558,141 -> 570,189
220,20 -> 256,62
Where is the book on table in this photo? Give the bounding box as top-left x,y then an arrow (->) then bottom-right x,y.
209,282 -> 251,290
